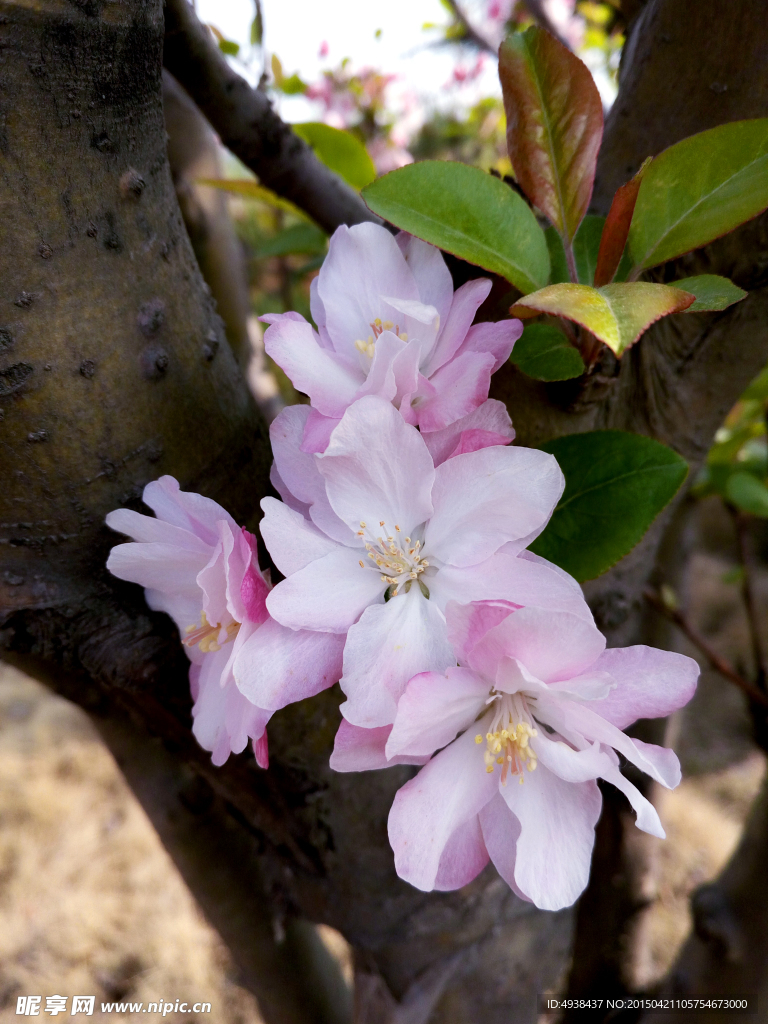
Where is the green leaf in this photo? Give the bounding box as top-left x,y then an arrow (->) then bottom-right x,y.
510,282 -> 695,356
726,471 -> 768,518
218,38 -> 240,56
255,224 -> 327,259
363,161 -> 550,294
292,122 -> 375,190
196,179 -> 315,224
671,274 -> 747,312
545,227 -> 570,284
628,119 -> 768,272
546,217 -> 604,284
573,215 -> 604,285
509,323 -> 585,380
743,364 -> 768,401
498,27 -> 603,243
530,431 -> 689,580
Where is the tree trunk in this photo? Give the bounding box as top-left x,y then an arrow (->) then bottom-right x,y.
2,0 -> 768,1022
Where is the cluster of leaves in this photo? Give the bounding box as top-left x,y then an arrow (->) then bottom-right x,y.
359,25 -> 768,581
696,367 -> 768,520
363,26 -> 763,378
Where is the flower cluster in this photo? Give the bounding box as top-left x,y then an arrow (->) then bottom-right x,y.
106,224 -> 698,910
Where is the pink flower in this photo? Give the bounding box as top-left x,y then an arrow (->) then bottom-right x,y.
385,600 -> 699,910
261,223 -> 522,452
257,397 -> 592,736
106,477 -> 344,767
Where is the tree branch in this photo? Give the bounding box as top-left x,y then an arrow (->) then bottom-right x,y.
442,0 -> 497,55
162,0 -> 379,234
643,586 -> 768,708
732,511 -> 768,692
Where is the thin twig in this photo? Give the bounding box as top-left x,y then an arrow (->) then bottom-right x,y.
163,0 -> 379,234
442,0 -> 497,54
644,586 -> 768,707
733,510 -> 768,692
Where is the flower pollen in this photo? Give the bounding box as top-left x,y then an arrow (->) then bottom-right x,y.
476,691 -> 538,784
354,318 -> 408,358
184,611 -> 240,653
357,519 -> 429,595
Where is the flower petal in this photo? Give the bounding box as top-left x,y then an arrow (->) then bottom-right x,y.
423,278 -> 492,376
340,585 -> 455,728
424,446 -> 564,568
191,651 -> 272,767
583,646 -> 699,730
105,508 -> 212,553
318,396 -> 435,537
388,725 -> 498,892
396,232 -> 454,335
415,351 -> 496,433
474,606 -> 605,685
330,718 -> 429,772
598,757 -> 666,838
386,667 -> 488,758
266,545 -> 383,633
264,315 -> 363,416
141,476 -> 236,547
318,223 -> 418,357
234,617 -> 344,710
432,550 -> 591,621
421,399 -> 515,467
477,795 -> 528,901
502,763 -> 602,911
434,815 -> 490,891
536,697 -> 681,789
259,497 -> 339,577
107,541 -> 209,594
301,409 -> 340,454
455,318 -> 523,374
445,599 -> 520,665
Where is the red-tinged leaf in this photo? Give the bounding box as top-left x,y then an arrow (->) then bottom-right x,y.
499,26 -> 603,244
510,282 -> 695,356
594,159 -> 651,287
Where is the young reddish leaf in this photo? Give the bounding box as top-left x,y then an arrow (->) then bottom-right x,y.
594,159 -> 650,287
499,26 -> 603,244
510,282 -> 694,356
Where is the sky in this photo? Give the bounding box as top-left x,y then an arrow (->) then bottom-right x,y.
195,0 -> 505,127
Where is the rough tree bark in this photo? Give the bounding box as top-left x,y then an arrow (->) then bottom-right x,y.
1,1 -> 768,1023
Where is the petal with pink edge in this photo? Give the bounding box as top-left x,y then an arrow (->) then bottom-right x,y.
425,447 -> 564,569
301,409 -> 340,454
584,646 -> 699,730
318,396 -> 435,537
472,606 -> 605,685
431,550 -> 591,622
386,667 -> 487,758
421,399 -> 515,467
445,599 -> 519,666
142,476 -> 237,546
340,585 -> 455,728
318,223 -> 418,356
259,497 -> 339,577
434,815 -> 490,891
423,278 -> 492,376
330,718 -> 429,772
415,350 -> 496,433
233,617 -> 344,710
264,316 -> 363,416
502,762 -> 602,911
266,544 -> 383,633
105,508 -> 212,552
478,795 -> 528,901
455,318 -> 523,374
107,542 -> 210,594
396,232 -> 454,333
388,725 -> 498,892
